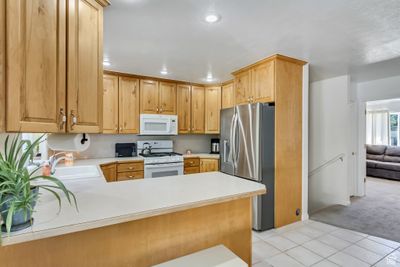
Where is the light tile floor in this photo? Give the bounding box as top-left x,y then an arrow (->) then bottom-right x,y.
252,220 -> 400,267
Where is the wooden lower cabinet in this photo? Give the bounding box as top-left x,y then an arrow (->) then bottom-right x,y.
100,163 -> 117,182
200,159 -> 219,173
0,198 -> 252,267
184,158 -> 200,174
185,158 -> 219,174
117,171 -> 144,181
100,161 -> 144,182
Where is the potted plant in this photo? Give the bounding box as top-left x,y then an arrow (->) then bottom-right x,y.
0,134 -> 77,236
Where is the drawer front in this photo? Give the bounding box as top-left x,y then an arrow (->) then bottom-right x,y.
117,162 -> 144,172
184,166 -> 200,174
117,171 -> 144,181
184,158 -> 200,167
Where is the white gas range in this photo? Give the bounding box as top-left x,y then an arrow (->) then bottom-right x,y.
137,140 -> 183,178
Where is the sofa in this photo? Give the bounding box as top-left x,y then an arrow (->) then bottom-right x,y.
366,145 -> 400,180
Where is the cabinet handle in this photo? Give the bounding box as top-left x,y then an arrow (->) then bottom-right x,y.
59,108 -> 66,130
160,107 -> 163,113
119,127 -> 122,131
156,107 -> 159,112
128,176 -> 133,178
128,167 -> 133,170
70,110 -> 77,130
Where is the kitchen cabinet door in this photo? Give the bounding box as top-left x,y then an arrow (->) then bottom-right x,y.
200,159 -> 219,172
119,76 -> 140,133
67,0 -> 104,133
159,82 -> 177,114
205,87 -> 221,134
6,0 -> 67,132
191,86 -> 205,134
222,82 -> 234,109
103,74 -> 119,134
252,61 -> 275,103
177,84 -> 191,134
140,79 -> 159,114
234,70 -> 251,105
0,0 -> 6,132
100,163 -> 117,182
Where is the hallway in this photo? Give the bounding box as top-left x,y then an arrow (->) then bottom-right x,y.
311,177 -> 400,242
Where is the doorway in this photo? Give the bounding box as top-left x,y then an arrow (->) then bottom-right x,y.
311,98 -> 400,242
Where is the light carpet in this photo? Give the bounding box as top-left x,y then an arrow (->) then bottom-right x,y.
311,177 -> 400,242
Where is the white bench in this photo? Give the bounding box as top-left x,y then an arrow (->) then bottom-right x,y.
153,245 -> 248,267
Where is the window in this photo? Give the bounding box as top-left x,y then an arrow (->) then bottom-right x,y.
390,113 -> 400,146
21,133 -> 48,161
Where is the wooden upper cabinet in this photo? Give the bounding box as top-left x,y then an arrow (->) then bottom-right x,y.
103,74 -> 119,133
67,0 -> 104,133
234,70 -> 251,106
6,0 -> 67,133
159,82 -> 177,114
205,87 -> 221,134
252,61 -> 275,103
0,0 -> 4,132
119,76 -> 140,133
191,86 -> 205,134
140,79 -> 159,114
222,82 -> 234,109
177,84 -> 191,134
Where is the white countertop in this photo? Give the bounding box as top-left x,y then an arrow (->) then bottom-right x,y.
1,172 -> 265,246
183,153 -> 220,159
71,156 -> 144,166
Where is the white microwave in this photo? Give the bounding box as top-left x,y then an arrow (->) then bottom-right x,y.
140,114 -> 178,135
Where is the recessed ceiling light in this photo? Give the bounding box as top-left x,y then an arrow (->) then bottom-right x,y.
206,73 -> 214,82
103,61 -> 111,67
160,69 -> 168,75
205,13 -> 221,23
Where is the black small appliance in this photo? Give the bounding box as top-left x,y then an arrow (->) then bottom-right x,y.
210,138 -> 220,154
115,143 -> 137,157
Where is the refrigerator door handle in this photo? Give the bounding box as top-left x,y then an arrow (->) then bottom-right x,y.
229,113 -> 236,166
232,113 -> 239,168
223,140 -> 228,163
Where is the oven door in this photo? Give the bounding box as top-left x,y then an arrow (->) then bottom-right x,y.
144,162 -> 184,178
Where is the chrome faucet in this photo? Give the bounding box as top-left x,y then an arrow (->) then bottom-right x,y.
49,152 -> 68,175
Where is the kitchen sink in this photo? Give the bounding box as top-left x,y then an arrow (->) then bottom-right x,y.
52,165 -> 100,181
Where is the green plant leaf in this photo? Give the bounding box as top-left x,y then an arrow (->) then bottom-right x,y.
5,201 -> 15,235
38,186 -> 62,213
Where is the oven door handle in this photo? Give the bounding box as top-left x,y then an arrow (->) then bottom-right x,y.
145,163 -> 184,169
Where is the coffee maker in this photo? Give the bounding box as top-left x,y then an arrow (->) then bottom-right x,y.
210,138 -> 220,154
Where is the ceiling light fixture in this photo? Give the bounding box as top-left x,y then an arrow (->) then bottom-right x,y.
103,61 -> 111,67
205,13 -> 221,24
206,73 -> 214,82
160,69 -> 168,75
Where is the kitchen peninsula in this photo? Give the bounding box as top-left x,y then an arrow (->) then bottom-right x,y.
0,171 -> 265,267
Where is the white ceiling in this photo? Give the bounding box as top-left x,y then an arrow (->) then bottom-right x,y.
104,0 -> 400,83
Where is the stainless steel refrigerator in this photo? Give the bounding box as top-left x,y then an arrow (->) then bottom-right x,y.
220,103 -> 275,231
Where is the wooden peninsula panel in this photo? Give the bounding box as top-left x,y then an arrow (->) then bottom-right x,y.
0,198 -> 252,267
